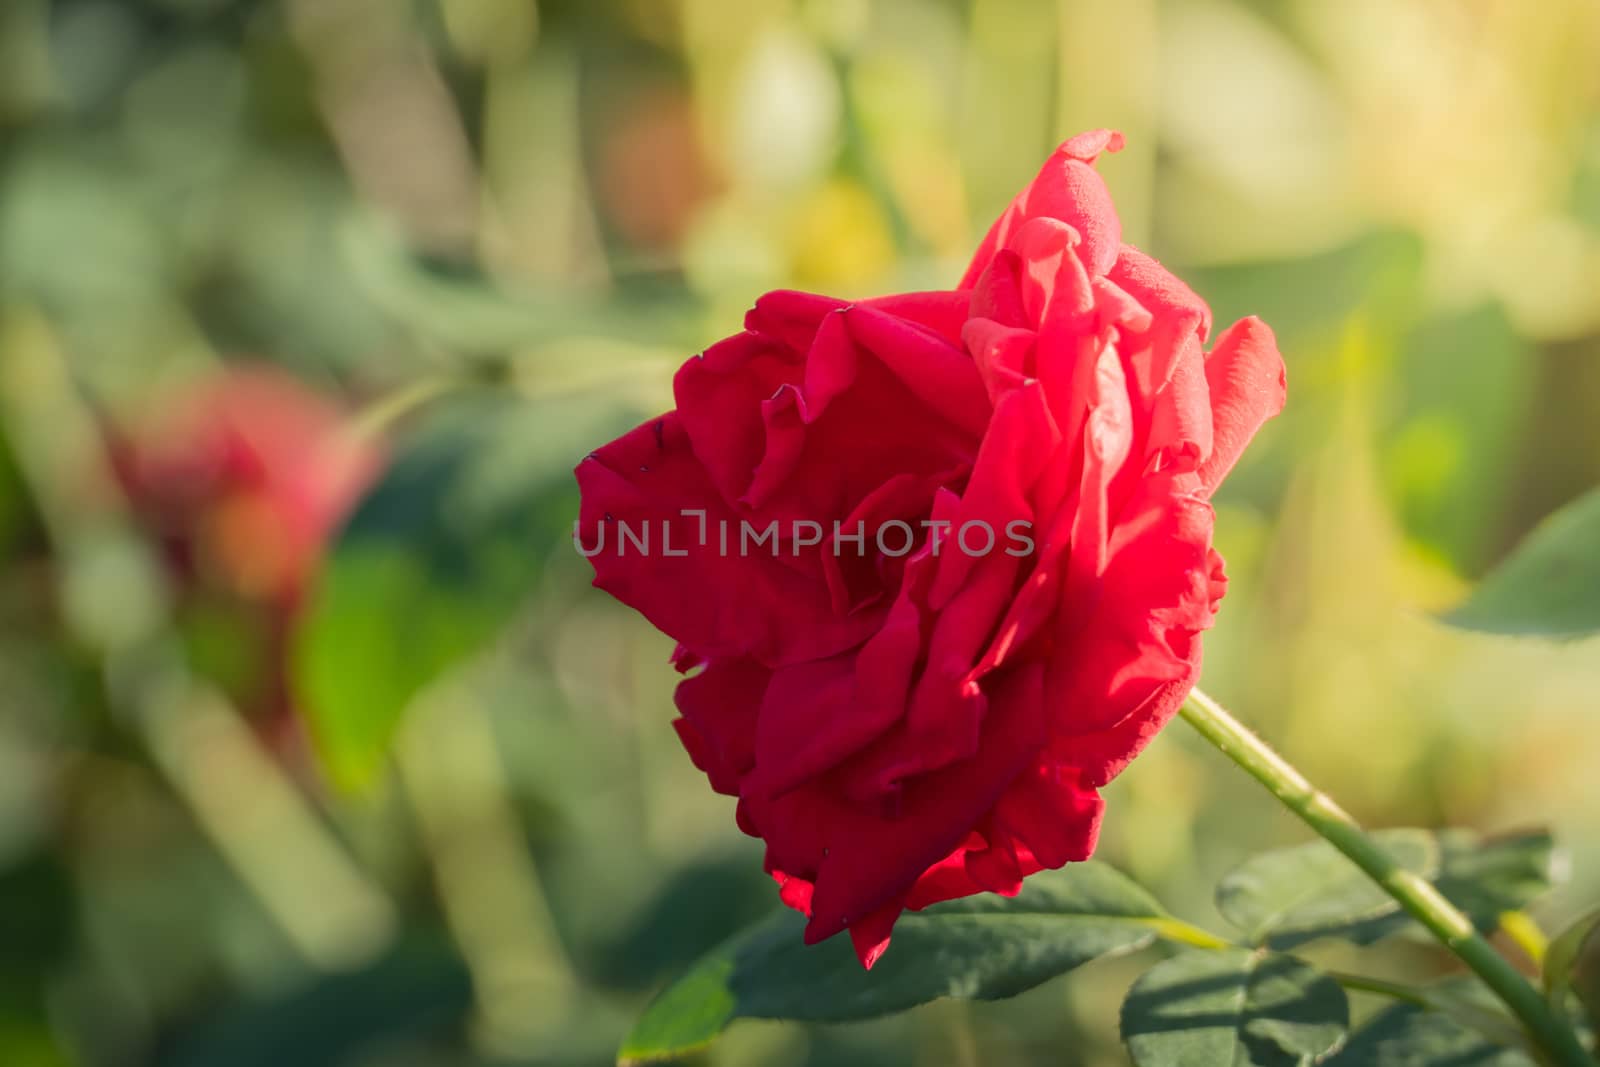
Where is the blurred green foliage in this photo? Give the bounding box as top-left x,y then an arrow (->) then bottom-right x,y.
2,1 -> 1600,1065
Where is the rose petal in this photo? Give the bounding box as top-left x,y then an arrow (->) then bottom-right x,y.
674,331 -> 800,507
673,657 -> 771,795
962,317 -> 1036,405
969,250 -> 1031,329
744,289 -> 848,353
848,895 -> 904,970
1107,246 -> 1212,348
1064,340 -> 1135,597
1198,316 -> 1286,495
704,305 -> 982,527
1048,475 -> 1217,771
799,662 -> 1048,945
576,413 -> 879,665
989,763 -> 1104,868
751,654 -> 863,798
928,379 -> 1059,609
903,847 -> 987,911
842,304 -> 991,437
863,289 -> 974,346
1141,335 -> 1212,476
960,130 -> 1126,286
962,833 -> 1025,896
1063,672 -> 1200,787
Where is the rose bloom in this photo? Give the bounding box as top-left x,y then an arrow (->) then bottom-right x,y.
113,365 -> 380,724
577,131 -> 1285,967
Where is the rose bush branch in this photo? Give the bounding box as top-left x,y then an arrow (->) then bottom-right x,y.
1180,687 -> 1595,1067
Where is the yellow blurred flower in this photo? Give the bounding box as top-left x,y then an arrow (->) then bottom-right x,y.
785,178 -> 896,291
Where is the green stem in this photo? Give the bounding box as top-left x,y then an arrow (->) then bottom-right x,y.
348,375 -> 466,439
1179,687 -> 1595,1067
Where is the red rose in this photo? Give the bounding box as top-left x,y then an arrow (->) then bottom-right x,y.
113,365 -> 381,735
576,131 -> 1285,968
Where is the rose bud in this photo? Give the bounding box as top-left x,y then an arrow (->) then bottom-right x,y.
576,131 -> 1285,968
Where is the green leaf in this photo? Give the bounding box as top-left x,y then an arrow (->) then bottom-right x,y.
1432,829 -> 1557,930
1328,999 -> 1534,1066
1216,829 -> 1439,947
294,391 -> 634,788
619,862 -> 1167,1064
1121,949 -> 1348,1067
1544,907 -> 1600,1013
1215,829 -> 1556,949
1411,978 -> 1537,1055
1441,485 -> 1600,639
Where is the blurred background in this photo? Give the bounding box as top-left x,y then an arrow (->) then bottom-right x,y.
2,0 -> 1599,1064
